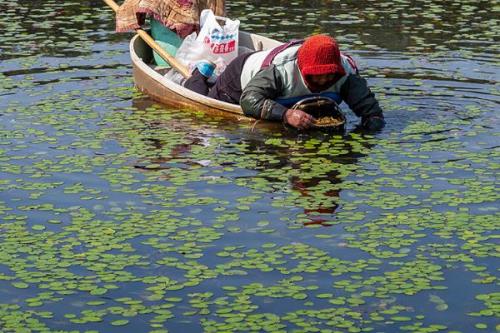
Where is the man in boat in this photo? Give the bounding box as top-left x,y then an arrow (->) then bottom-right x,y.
184,34 -> 385,131
115,0 -> 225,68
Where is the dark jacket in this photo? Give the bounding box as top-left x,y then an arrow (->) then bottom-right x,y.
239,64 -> 384,122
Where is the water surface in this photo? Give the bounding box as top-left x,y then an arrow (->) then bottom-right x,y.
0,0 -> 499,332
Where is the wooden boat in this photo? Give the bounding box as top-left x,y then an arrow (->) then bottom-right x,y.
130,32 -> 282,121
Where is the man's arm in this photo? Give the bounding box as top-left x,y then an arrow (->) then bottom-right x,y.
239,65 -> 289,121
340,74 -> 385,130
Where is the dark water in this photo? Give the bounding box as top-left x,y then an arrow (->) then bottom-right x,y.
0,1 -> 499,332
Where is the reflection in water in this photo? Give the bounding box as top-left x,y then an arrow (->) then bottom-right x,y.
0,1 -> 498,332
242,132 -> 375,225
129,97 -> 220,171
130,97 -> 376,226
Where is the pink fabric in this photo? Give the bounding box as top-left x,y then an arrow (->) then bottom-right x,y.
115,0 -> 225,38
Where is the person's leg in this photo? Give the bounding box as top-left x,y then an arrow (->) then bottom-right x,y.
184,69 -> 211,95
207,52 -> 254,104
183,60 -> 217,95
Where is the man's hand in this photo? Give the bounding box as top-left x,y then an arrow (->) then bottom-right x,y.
284,109 -> 315,130
362,115 -> 385,131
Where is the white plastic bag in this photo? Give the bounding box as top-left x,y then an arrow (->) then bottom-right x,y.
174,32 -> 206,74
174,9 -> 239,76
199,9 -> 239,64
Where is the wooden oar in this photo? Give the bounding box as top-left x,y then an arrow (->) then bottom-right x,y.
103,0 -> 191,78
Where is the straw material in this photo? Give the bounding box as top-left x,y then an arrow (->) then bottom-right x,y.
291,97 -> 346,130
116,0 -> 225,38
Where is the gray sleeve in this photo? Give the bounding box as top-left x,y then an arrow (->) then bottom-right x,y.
239,65 -> 289,121
340,74 -> 384,119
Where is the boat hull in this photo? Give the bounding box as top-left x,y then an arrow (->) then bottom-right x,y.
130,32 -> 282,121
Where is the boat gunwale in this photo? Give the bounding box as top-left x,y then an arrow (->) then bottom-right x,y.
129,32 -> 282,117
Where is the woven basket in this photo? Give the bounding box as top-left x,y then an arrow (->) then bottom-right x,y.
291,97 -> 346,130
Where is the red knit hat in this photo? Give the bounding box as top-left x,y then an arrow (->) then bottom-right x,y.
297,35 -> 345,77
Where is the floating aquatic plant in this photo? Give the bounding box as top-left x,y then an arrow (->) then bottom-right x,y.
0,0 -> 498,332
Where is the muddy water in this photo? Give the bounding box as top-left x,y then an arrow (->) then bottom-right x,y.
0,1 -> 498,332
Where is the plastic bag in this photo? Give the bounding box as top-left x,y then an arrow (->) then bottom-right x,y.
174,9 -> 239,76
174,32 -> 207,74
199,9 -> 239,64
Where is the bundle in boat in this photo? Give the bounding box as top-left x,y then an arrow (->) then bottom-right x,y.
291,97 -> 346,131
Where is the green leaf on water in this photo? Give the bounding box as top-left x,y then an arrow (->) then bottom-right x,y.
111,319 -> 129,326
12,282 -> 29,289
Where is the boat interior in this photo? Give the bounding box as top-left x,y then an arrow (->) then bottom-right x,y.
132,31 -> 281,79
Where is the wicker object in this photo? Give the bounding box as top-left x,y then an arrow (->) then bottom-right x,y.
291,97 -> 346,130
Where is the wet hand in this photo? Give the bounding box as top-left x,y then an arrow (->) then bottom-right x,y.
362,116 -> 385,131
284,109 -> 315,130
